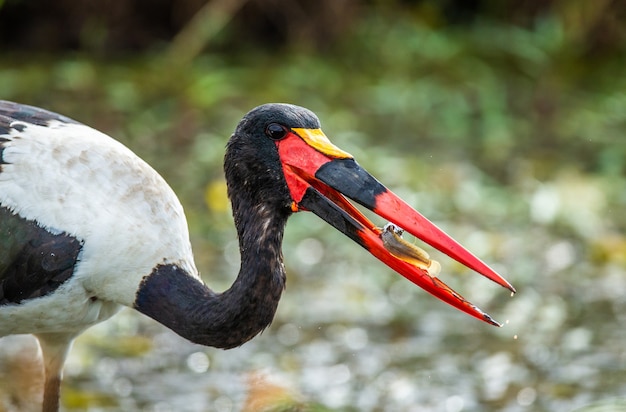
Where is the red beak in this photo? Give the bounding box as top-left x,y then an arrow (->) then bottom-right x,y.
275,127 -> 515,326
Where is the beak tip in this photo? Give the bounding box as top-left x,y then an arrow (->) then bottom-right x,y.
485,314 -> 503,328
464,298 -> 503,327
490,271 -> 515,294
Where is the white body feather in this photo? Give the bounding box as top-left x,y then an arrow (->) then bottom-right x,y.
0,119 -> 198,336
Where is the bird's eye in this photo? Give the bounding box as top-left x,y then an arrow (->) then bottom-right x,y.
265,123 -> 288,140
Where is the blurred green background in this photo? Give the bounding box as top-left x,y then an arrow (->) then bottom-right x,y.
0,1 -> 625,411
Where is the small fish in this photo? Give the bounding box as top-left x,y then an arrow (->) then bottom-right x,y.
381,223 -> 441,277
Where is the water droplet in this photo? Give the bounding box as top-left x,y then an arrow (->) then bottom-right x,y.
295,237 -> 324,265
344,327 -> 369,351
328,363 -> 351,385
445,395 -> 465,412
186,351 -> 210,373
517,387 -> 537,406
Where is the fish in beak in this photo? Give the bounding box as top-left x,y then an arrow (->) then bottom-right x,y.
275,127 -> 515,326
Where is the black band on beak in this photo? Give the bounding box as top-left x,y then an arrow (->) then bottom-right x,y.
315,158 -> 386,210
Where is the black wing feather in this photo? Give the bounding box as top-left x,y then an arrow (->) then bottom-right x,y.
0,204 -> 83,305
0,100 -> 80,128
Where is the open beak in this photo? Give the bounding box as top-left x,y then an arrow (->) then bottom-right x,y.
275,127 -> 515,326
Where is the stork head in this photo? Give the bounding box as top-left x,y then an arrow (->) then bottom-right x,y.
225,103 -> 514,326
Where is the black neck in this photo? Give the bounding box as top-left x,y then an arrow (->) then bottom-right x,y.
134,202 -> 289,349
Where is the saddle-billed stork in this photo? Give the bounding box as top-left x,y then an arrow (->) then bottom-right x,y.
0,101 -> 514,411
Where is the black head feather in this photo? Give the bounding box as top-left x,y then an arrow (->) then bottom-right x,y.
224,103 -> 321,214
